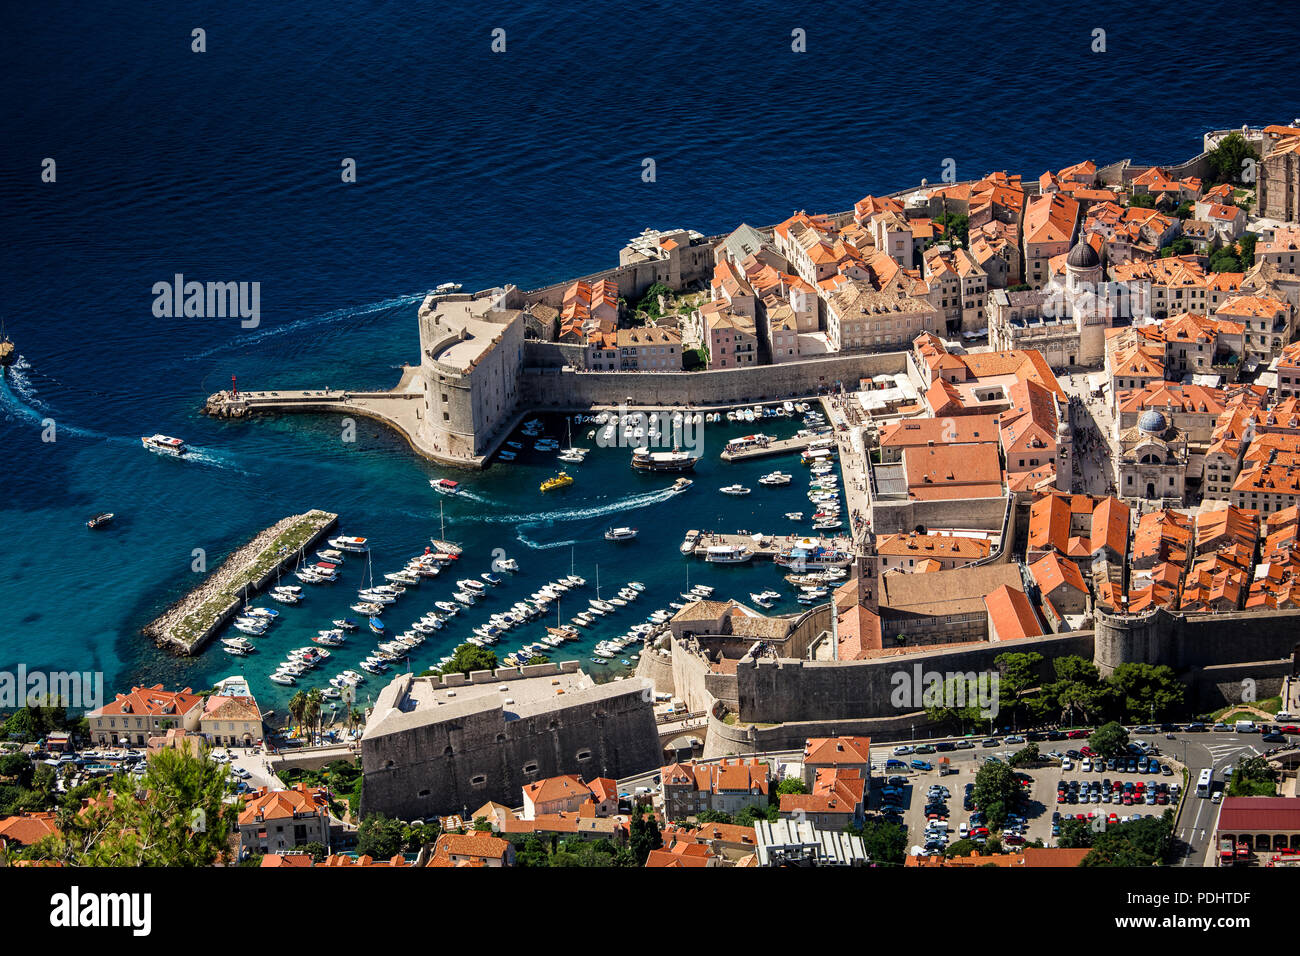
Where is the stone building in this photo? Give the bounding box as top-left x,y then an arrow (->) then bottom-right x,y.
359,664 -> 659,821
1116,409 -> 1190,503
1257,125 -> 1300,224
415,291 -> 526,460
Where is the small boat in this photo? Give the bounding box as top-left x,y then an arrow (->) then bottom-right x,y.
328,536 -> 370,553
499,557 -> 519,572
453,590 -> 476,605
141,434 -> 187,457
369,617 -> 385,634
316,549 -> 345,563
431,478 -> 461,495
332,618 -> 359,631
604,527 -> 638,542
758,472 -> 791,486
506,441 -> 522,449
670,477 -> 694,494
269,590 -> 301,604
540,471 -> 574,492
457,578 -> 486,593
498,450 -> 517,461
750,592 -> 775,609
435,601 -> 459,614
628,581 -> 646,592
434,281 -> 462,293
86,512 -> 115,530
269,673 -> 296,685
481,572 -> 502,586
719,484 -> 751,496
785,512 -> 804,521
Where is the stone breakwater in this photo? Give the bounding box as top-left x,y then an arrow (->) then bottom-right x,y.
142,509 -> 338,655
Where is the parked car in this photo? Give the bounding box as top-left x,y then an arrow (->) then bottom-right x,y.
910,759 -> 934,771
1262,732 -> 1288,743
981,738 -> 1000,748
893,745 -> 915,756
953,740 -> 975,750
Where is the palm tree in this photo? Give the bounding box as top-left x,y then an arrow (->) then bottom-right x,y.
346,707 -> 365,738
288,691 -> 307,738
304,689 -> 322,745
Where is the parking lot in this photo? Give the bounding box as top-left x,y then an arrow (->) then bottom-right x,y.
871,733 -> 1184,856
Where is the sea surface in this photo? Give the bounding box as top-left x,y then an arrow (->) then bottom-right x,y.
2,1 -> 1299,717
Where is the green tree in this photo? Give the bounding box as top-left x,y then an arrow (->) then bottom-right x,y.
847,818 -> 908,865
1090,721 -> 1130,758
1057,818 -> 1094,849
1206,132 -> 1258,186
1129,193 -> 1156,209
1108,663 -> 1184,722
972,760 -> 1019,829
1082,814 -> 1173,867
300,841 -> 327,862
22,746 -> 239,866
356,813 -> 407,859
1041,656 -> 1111,726
1227,755 -> 1277,797
628,806 -> 662,864
995,651 -> 1043,727
441,643 -> 498,676
1238,233 -> 1258,266
932,212 -> 969,248
1008,743 -> 1040,767
776,778 -> 807,796
288,690 -> 307,737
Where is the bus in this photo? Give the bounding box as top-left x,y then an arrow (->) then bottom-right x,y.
1196,768 -> 1214,798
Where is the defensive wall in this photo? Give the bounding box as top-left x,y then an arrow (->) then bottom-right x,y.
519,348 -> 910,409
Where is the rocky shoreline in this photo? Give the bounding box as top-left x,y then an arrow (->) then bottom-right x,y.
142,509 -> 338,655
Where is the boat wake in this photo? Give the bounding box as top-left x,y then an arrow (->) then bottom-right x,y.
179,446 -> 258,475
468,484 -> 680,527
514,530 -> 578,551
187,291 -> 431,361
0,359 -> 103,439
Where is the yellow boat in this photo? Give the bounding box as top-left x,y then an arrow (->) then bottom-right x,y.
540,471 -> 574,492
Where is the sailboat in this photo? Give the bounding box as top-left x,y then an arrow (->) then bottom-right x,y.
431,500 -> 462,556
557,419 -> 590,464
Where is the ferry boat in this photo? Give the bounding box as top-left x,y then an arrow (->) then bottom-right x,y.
631,446 -> 699,473
86,512 -> 115,530
704,544 -> 753,564
329,536 -> 370,553
540,471 -> 574,492
719,484 -> 751,496
775,543 -> 853,570
758,472 -> 791,486
431,478 -> 461,495
725,434 -> 771,453
605,527 -> 638,542
141,434 -> 187,457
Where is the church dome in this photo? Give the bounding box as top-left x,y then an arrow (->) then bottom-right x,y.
1138,409 -> 1167,434
1066,241 -> 1101,269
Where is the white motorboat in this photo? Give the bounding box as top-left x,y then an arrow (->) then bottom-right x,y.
785,512 -> 804,521
328,536 -> 370,553
141,434 -> 187,457
719,484 -> 751,496
705,544 -> 753,564
269,673 -> 296,685
759,472 -> 792,486
604,527 -> 638,542
453,590 -> 476,605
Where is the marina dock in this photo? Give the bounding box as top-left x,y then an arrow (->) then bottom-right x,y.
720,432 -> 822,462
142,510 -> 338,655
685,530 -> 855,561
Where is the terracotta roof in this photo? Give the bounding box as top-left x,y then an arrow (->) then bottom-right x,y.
1217,797 -> 1300,833
984,584 -> 1044,641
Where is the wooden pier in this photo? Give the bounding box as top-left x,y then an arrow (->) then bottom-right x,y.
142,510 -> 338,655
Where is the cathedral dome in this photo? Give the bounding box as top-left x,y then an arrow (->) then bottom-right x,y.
1138,409 -> 1167,434
1066,241 -> 1101,269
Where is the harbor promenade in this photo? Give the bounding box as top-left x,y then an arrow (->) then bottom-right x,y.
820,396 -> 873,550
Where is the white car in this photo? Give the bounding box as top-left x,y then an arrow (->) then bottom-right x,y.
1061,758 -> 1073,770
210,751 -> 230,763
1081,758 -> 1092,771
893,745 -> 914,756
231,766 -> 252,779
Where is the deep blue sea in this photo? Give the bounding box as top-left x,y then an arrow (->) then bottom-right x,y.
2,1 -> 1299,718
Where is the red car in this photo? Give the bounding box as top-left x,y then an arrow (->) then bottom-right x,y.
1067,730 -> 1090,739
1080,746 -> 1097,757
1280,725 -> 1299,734
1056,792 -> 1067,803
1122,794 -> 1134,805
